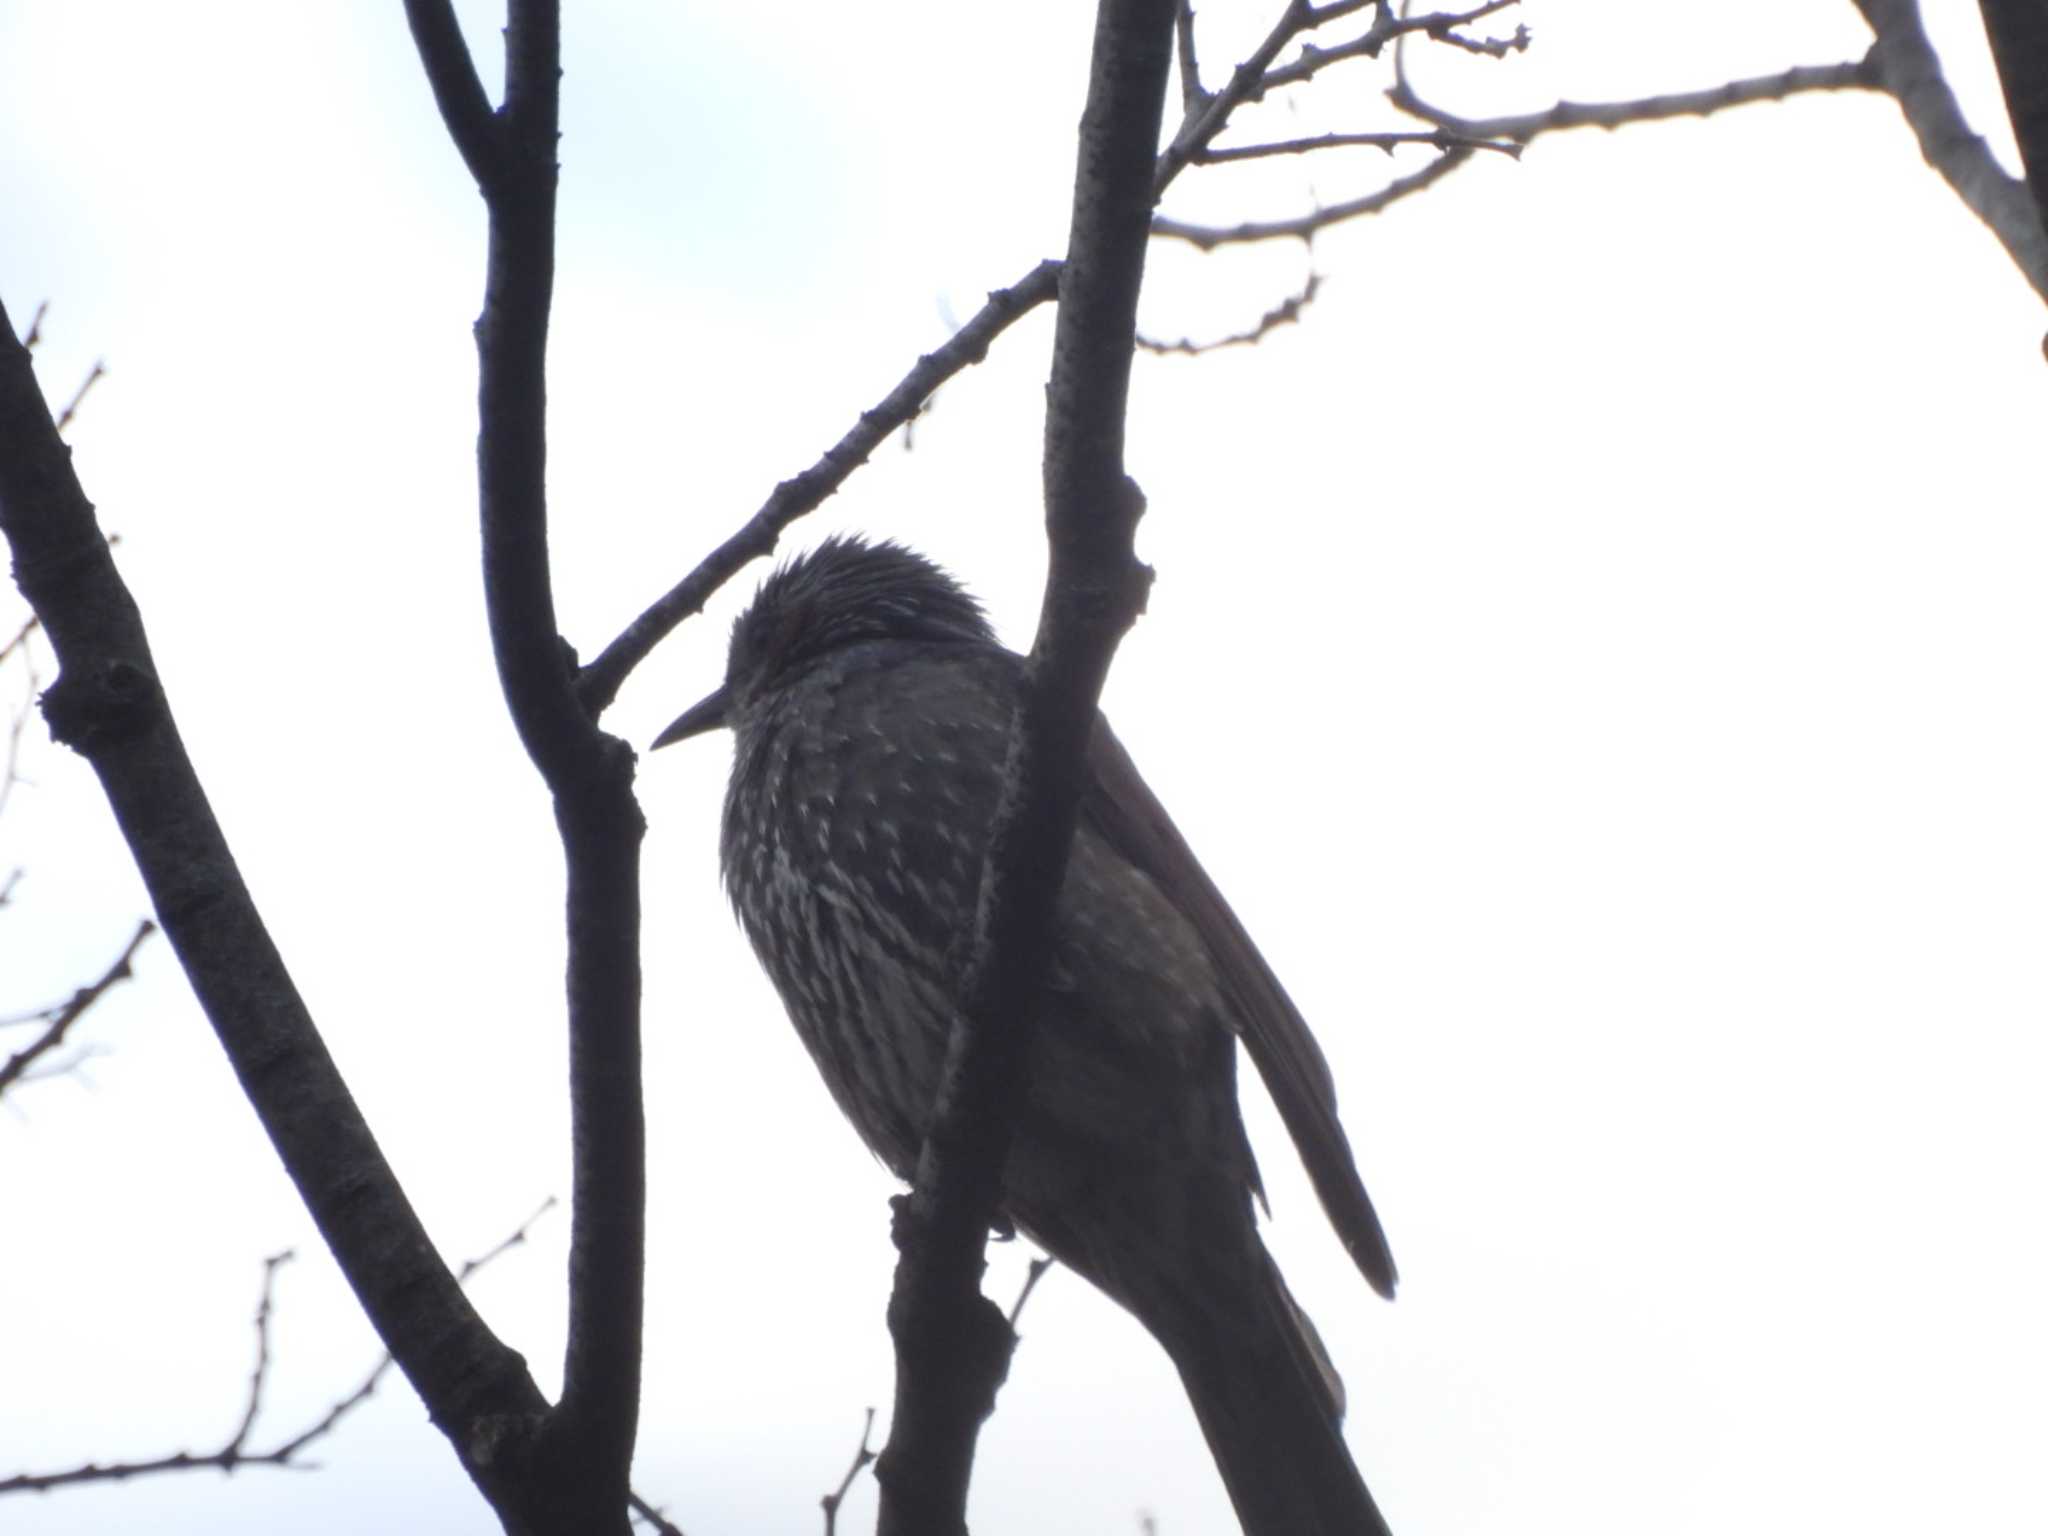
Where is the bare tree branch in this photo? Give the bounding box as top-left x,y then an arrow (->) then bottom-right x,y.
0,919 -> 154,1100
1375,2 -> 2046,301
52,359 -> 105,436
1156,145 -> 1473,247
573,260 -> 1062,716
0,108 -> 546,1536
1175,0 -> 1206,110
2,1202 -> 561,1500
0,612 -> 36,667
1004,1256 -> 1056,1330
1147,2 -> 1521,250
0,612 -> 38,823
402,0 -> 503,189
405,0 -> 648,1525
1247,0 -> 1525,101
1140,270 -> 1324,353
820,1407 -> 877,1536
0,295 -> 552,1473
583,3 -> 1523,719
873,3 -> 1174,1532
1195,126 -> 1517,164
628,1492 -> 689,1536
1386,52 -> 1882,142
1977,0 -> 2048,261
1855,0 -> 2048,303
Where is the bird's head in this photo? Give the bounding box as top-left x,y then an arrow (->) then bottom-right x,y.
652,535 -> 993,747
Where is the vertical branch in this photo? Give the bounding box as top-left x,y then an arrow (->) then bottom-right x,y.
407,0 -> 646,1527
873,1 -> 1174,1533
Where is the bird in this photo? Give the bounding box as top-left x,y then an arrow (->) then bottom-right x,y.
654,535 -> 1397,1536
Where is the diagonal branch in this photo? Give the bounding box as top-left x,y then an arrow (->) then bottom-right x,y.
1854,0 -> 2048,303
402,0 -> 503,188
572,260 -> 1062,716
1139,269 -> 1323,353
1977,0 -> 2048,261
1155,145 -> 1473,247
0,293 -> 547,1497
0,919 -> 154,1099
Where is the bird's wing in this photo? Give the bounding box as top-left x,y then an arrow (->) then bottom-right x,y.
1082,718 -> 1398,1299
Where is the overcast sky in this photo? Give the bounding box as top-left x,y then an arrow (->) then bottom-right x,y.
4,3 -> 2045,1534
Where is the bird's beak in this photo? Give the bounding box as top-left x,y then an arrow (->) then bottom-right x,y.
651,683 -> 731,749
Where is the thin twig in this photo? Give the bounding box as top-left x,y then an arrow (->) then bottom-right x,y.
1196,127 -> 1517,163
0,920 -> 155,1099
1250,0 -> 1523,99
629,1491 -> 689,1536
0,613 -> 39,668
228,1251 -> 297,1455
0,612 -> 40,822
0,1201 -> 559,1497
1155,146 -> 1471,247
1140,271 -> 1324,354
1176,0 -> 1207,110
820,1407 -> 878,1536
1005,1257 -> 1056,1330
53,360 -> 105,435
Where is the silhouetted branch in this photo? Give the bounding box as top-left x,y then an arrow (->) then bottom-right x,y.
0,919 -> 153,1100
628,1492 -> 689,1536
1,1202 -> 559,1499
874,2 -> 1174,1532
574,260 -> 1063,716
402,0 -> 502,188
1978,0 -> 2048,262
1246,0 -> 1524,101
1855,0 -> 2048,303
1382,0 -> 2048,305
1005,1256 -> 1056,1329
0,613 -> 36,667
408,1 -> 648,1523
1156,146 -> 1472,247
0,101 -> 546,1536
593,0 -> 1528,715
1195,127 -> 1517,164
820,1408 -> 878,1536
0,614 -> 37,822
1175,0 -> 1204,109
1387,50 -> 1881,141
1140,270 -> 1323,353
53,360 -> 105,435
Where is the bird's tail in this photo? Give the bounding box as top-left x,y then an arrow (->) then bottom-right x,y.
1164,1251 -> 1393,1536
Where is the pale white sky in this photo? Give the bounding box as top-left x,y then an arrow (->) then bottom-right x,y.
3,4 -> 2045,1534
